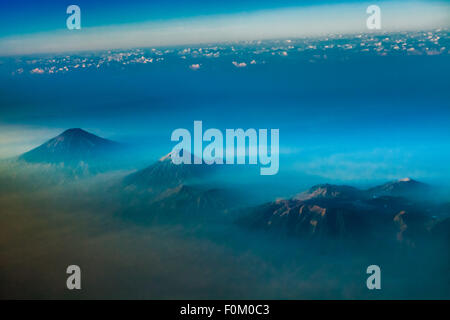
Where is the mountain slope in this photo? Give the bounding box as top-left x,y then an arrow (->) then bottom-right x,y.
367,178 -> 431,199
121,151 -> 239,222
128,184 -> 238,222
124,150 -> 215,190
19,128 -> 120,164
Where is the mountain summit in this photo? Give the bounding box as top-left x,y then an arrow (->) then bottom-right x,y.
367,178 -> 430,199
19,128 -> 120,164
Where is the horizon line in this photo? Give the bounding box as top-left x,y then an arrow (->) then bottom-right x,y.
1,1 -> 449,56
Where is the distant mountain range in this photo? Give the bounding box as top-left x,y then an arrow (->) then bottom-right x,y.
13,128 -> 450,243
295,178 -> 431,201
19,128 -> 121,165
122,151 -> 449,243
237,180 -> 449,247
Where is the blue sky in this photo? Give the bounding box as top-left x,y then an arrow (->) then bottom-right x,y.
0,0 -> 391,36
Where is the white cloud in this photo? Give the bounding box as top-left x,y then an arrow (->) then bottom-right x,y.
30,68 -> 44,74
232,61 -> 247,68
189,64 -> 201,70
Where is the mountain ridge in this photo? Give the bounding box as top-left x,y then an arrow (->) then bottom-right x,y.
236,178 -> 447,246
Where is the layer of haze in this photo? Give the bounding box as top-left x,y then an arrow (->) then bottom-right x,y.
0,1 -> 449,56
0,168 -> 448,299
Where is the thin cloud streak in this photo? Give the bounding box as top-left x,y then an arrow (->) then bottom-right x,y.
0,2 -> 448,56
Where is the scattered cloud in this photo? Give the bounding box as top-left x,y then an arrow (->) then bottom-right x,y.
189,63 -> 201,70
232,61 -> 247,68
30,68 -> 44,74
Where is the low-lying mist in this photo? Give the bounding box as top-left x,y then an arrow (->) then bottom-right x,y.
0,163 -> 449,299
